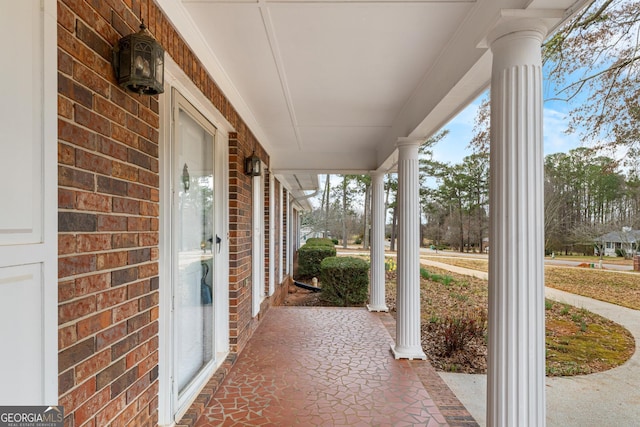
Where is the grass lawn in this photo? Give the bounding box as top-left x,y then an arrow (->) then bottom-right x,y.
423,256 -> 640,310
386,265 -> 636,376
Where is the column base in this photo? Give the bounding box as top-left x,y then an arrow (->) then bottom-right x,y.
367,304 -> 389,312
390,344 -> 426,360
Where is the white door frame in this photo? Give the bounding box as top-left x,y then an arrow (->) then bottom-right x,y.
158,57 -> 231,426
252,167 -> 265,317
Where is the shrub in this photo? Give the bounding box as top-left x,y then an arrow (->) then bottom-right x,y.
305,237 -> 335,247
332,238 -> 339,245
439,311 -> 487,357
297,244 -> 336,278
319,256 -> 369,306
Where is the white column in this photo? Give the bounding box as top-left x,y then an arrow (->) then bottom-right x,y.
391,138 -> 426,360
368,171 -> 388,312
487,19 -> 547,427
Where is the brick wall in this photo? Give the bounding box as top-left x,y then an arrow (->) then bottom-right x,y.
58,0 -> 291,425
58,1 -> 161,425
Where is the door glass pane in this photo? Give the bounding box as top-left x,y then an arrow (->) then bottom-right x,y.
175,108 -> 214,394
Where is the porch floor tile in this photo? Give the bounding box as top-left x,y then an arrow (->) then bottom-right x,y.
195,307 -> 478,426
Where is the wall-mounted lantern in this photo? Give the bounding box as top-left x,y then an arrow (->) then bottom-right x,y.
244,152 -> 261,176
112,21 -> 164,95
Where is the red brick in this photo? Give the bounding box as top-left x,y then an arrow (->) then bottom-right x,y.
59,295 -> 97,324
111,400 -> 138,427
75,104 -> 111,136
96,322 -> 127,351
138,105 -> 159,128
112,161 -> 139,182
112,267 -> 138,286
98,135 -> 128,161
113,300 -> 139,323
59,324 -> 78,349
76,149 -> 113,175
97,214 -> 128,231
74,386 -> 110,426
59,369 -> 75,396
77,311 -> 113,339
96,251 -> 128,270
126,114 -> 153,139
59,234 -> 77,255
125,340 -> 152,370
95,394 -> 126,427
138,321 -> 158,343
75,349 -> 111,383
73,62 -> 110,98
76,192 -> 112,213
137,138 -> 158,157
127,217 -> 150,231
127,280 -> 150,299
128,149 -> 152,170
76,272 -> 111,296
139,232 -> 158,246
113,197 -> 140,215
127,311 -> 150,333
94,94 -> 127,125
110,86 -> 139,116
59,119 -> 96,150
110,366 -> 139,399
59,95 -> 74,119
150,217 -> 158,231
76,20 -> 111,61
111,123 -> 138,147
57,2 -> 75,34
77,233 -> 112,252
137,263 -> 158,279
128,248 -> 150,264
59,142 -> 75,165
97,287 -> 128,311
126,374 -> 150,403
59,337 -> 95,373
127,182 -> 151,200
59,166 -> 95,191
59,73 -> 93,108
97,175 -> 128,196
96,357 -> 125,390
139,201 -> 158,217
112,232 -> 139,249
59,253 -> 97,278
137,293 -> 157,312
59,377 -> 97,414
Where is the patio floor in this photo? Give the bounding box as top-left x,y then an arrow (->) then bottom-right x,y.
193,307 -> 478,426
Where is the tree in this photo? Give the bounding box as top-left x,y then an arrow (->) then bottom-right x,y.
543,0 -> 640,149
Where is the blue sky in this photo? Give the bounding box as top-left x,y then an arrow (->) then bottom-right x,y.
431,88 -> 584,166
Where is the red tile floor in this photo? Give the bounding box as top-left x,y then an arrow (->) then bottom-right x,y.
195,307 -> 478,426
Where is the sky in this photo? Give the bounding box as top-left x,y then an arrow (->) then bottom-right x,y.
431,88 -> 584,166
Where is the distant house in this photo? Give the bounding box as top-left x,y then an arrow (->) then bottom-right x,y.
597,228 -> 640,257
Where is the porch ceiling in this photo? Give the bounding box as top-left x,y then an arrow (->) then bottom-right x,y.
163,0 -> 587,193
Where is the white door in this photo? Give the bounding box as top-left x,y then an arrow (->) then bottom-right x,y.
172,94 -> 216,405
0,0 -> 57,404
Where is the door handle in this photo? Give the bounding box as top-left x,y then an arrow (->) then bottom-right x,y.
216,235 -> 222,253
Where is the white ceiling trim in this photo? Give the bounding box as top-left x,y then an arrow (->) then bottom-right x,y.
156,0 -> 275,153
257,0 -> 303,150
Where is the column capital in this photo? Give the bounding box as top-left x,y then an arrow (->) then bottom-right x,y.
486,9 -> 563,47
396,137 -> 423,149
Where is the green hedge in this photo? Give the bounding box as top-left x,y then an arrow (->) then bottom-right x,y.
319,256 -> 369,306
304,237 -> 335,247
297,244 -> 336,278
